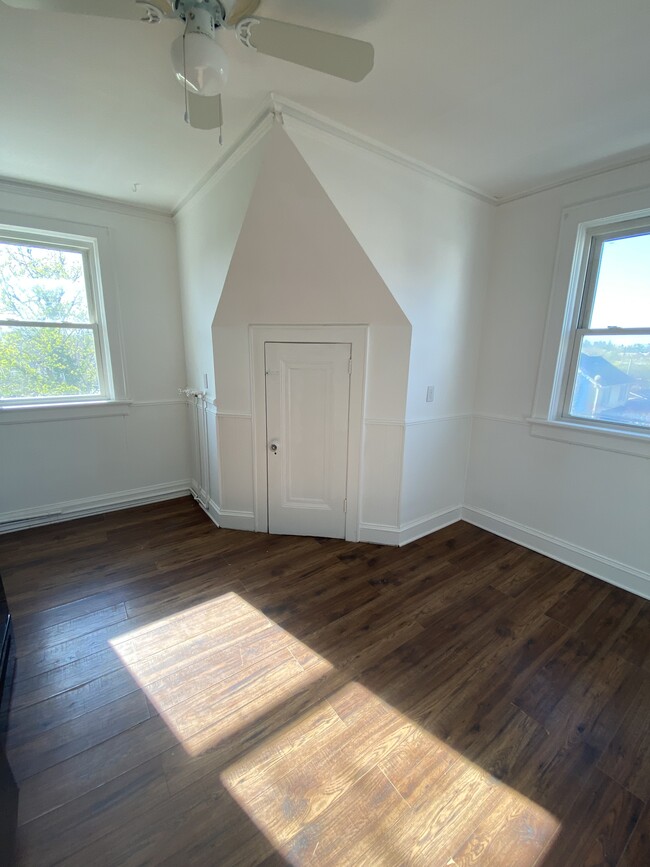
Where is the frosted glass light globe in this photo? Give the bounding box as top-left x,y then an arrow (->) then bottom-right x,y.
171,32 -> 229,96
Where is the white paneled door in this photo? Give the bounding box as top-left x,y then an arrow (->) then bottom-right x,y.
265,342 -> 351,538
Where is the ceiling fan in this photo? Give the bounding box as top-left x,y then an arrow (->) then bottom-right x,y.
2,0 -> 375,136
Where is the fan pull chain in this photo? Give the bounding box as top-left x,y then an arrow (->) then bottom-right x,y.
182,33 -> 190,124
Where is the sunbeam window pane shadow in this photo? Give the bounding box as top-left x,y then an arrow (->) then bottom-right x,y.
109,592 -> 560,865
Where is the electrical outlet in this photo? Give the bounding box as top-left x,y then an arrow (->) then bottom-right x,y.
426,385 -> 434,403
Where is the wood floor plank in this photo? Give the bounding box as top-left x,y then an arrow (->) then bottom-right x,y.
447,790 -> 558,867
226,684 -> 423,844
221,700 -> 346,804
430,614 -> 568,747
12,647 -> 131,709
618,802 -> 650,867
468,705 -> 550,791
13,602 -> 128,657
0,499 -> 648,866
15,757 -> 171,866
8,665 -> 141,745
512,626 -> 637,735
544,571 -> 612,628
539,765 -> 642,867
598,670 -> 650,801
375,759 -> 501,867
281,767 -> 407,866
16,715 -> 176,825
612,604 -> 650,672
8,690 -> 151,781
14,595 -> 129,638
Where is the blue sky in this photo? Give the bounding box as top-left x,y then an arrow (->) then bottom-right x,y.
590,233 -> 650,329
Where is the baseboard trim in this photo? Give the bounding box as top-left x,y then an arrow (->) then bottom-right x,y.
184,486 -> 255,534
399,507 -> 464,546
210,502 -> 256,532
360,506 -> 463,547
0,481 -> 194,534
359,522 -> 401,546
462,506 -> 650,601
5,482 -> 646,600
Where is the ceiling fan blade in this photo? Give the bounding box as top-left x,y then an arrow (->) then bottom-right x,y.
237,17 -> 374,82
225,0 -> 260,28
1,0 -> 175,20
186,92 -> 223,131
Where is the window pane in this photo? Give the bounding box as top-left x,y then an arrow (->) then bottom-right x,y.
0,325 -> 100,399
569,335 -> 650,428
0,243 -> 90,324
589,233 -> 650,328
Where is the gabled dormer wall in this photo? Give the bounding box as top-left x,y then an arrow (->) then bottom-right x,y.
175,111 -> 494,542
286,117 -> 494,540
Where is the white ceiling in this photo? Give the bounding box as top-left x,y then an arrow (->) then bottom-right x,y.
1,0 -> 650,211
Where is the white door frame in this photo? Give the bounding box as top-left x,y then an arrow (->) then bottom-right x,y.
250,324 -> 368,541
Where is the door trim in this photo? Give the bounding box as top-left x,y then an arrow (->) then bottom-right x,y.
250,325 -> 368,541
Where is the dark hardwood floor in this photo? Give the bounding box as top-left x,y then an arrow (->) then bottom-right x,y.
0,497 -> 648,866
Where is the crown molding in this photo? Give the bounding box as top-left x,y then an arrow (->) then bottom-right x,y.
5,98 -> 650,219
270,94 -> 498,206
0,176 -> 173,222
172,92 -> 498,214
172,99 -> 275,217
496,151 -> 650,205
171,92 -> 650,215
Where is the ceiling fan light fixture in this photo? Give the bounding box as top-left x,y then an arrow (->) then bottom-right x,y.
171,26 -> 229,96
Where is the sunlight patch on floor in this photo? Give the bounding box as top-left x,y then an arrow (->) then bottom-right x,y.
222,681 -> 560,866
109,592 -> 333,757
109,592 -> 559,865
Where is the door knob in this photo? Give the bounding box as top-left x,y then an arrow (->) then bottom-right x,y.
269,440 -> 279,453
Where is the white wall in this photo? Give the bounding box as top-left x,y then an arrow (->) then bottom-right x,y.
174,107 -> 649,596
466,159 -> 650,597
0,184 -> 191,526
212,126 -> 411,534
174,125 -> 269,519
286,122 -> 494,538
175,117 -> 494,542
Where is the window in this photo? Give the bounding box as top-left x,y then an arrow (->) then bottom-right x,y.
0,228 -> 114,406
532,189 -> 650,456
562,221 -> 650,431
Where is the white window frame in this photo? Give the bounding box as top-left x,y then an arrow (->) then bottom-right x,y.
531,188 -> 650,459
0,213 -> 129,421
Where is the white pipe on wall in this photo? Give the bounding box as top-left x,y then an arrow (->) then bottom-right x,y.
180,388 -> 211,512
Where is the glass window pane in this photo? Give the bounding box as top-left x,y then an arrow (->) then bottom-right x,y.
0,243 -> 90,324
589,233 -> 650,328
0,325 -> 100,399
569,335 -> 650,428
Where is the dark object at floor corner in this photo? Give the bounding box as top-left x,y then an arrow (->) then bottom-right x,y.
0,573 -> 18,866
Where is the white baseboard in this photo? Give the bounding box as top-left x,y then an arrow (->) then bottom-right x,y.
188,482 -> 255,532
187,483 -> 220,531
188,491 -> 254,533
359,522 -> 401,546
0,481 -> 194,534
4,480 -> 646,601
399,507 -> 463,545
214,508 -> 256,532
462,506 -> 650,601
360,506 -> 463,547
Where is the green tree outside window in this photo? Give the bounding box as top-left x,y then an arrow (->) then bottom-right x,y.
0,243 -> 100,400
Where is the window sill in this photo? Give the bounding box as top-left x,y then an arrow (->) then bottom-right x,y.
0,400 -> 132,424
528,417 -> 650,459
